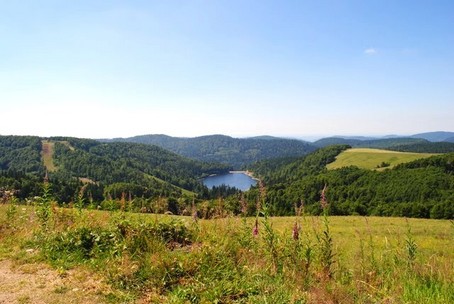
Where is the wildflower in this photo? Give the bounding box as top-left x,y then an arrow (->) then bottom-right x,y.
295,200 -> 303,217
44,170 -> 49,184
240,194 -> 248,216
192,200 -> 198,222
120,192 -> 126,211
320,184 -> 328,209
256,180 -> 266,212
292,221 -> 299,241
192,210 -> 198,222
253,218 -> 259,236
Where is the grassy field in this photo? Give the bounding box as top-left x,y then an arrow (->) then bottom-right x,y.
326,148 -> 436,170
1,201 -> 453,303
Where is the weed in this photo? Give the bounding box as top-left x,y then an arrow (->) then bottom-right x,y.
261,203 -> 282,274
74,191 -> 85,215
53,285 -> 70,294
35,181 -> 53,230
6,196 -> 19,229
405,220 -> 418,267
317,185 -> 335,279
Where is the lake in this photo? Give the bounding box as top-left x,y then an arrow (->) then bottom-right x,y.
203,172 -> 257,191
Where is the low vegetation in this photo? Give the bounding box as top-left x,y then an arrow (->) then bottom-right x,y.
1,187 -> 452,303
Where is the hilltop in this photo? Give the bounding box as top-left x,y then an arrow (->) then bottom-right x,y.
326,148 -> 436,170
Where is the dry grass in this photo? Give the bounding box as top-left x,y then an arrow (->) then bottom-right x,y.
0,259 -> 108,304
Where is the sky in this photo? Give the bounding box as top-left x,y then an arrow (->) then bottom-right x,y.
1,0 -> 453,140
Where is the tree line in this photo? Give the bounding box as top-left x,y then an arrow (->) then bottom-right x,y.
248,146 -> 454,219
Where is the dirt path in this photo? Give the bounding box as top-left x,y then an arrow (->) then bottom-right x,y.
0,259 -> 107,304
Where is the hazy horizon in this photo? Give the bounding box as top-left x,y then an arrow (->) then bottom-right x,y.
2,1 -> 453,138
2,130 -> 453,144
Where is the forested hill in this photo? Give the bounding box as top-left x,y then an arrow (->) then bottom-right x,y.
0,135 -> 229,204
411,131 -> 454,142
313,137 -> 454,153
49,137 -> 229,188
100,134 -> 316,169
248,146 -> 454,219
314,137 -> 426,148
0,135 -> 45,175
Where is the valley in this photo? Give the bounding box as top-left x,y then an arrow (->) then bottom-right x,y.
1,133 -> 453,219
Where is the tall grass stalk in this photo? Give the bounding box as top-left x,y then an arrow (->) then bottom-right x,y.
318,184 -> 335,279
35,180 -> 53,230
261,203 -> 282,274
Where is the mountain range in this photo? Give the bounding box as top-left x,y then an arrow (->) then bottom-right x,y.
325,131 -> 454,142
99,134 -> 316,169
100,131 -> 454,168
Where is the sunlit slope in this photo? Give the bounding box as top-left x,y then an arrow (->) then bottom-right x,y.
326,148 -> 436,170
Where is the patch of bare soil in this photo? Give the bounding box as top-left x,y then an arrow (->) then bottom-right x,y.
0,259 -> 108,304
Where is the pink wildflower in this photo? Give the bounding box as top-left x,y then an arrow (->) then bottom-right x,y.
240,194 -> 248,216
253,218 -> 259,236
320,184 -> 328,209
292,221 -> 299,241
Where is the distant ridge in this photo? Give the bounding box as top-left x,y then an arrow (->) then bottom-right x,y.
410,131 -> 454,142
332,135 -> 378,141
313,137 -> 426,148
315,131 -> 454,143
98,132 -> 454,167
100,134 -> 315,169
312,132 -> 454,153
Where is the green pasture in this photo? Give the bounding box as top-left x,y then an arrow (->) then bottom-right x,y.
326,148 -> 436,170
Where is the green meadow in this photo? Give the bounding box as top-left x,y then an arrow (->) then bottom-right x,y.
326,148 -> 436,170
1,201 -> 453,303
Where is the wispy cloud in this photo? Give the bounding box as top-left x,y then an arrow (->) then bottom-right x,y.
364,48 -> 378,55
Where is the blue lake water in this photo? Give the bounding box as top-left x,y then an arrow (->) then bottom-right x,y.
203,172 -> 257,191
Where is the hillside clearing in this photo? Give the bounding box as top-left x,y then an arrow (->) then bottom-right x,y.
326,148 -> 436,170
41,140 -> 57,172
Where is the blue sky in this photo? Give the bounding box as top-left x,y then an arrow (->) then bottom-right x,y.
1,0 -> 453,139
